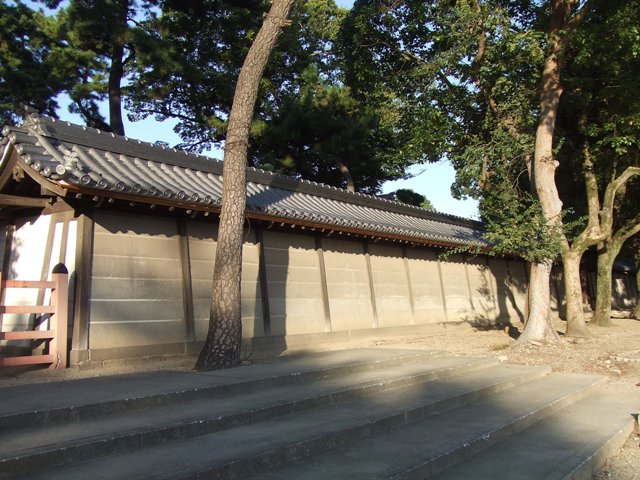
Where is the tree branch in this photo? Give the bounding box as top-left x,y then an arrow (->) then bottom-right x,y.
601,166 -> 640,233
469,0 -> 520,139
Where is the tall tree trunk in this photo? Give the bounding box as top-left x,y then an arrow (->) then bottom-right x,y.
528,0 -> 589,340
109,42 -> 125,136
518,260 -> 561,343
195,0 -> 294,371
108,0 -> 128,136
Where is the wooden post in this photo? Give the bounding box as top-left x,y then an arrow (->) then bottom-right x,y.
51,264 -> 69,369
363,241 -> 379,329
402,246 -> 416,325
315,236 -> 332,333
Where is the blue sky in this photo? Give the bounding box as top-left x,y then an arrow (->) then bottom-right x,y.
55,0 -> 479,219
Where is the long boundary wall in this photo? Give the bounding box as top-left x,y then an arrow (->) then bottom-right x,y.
3,210 -> 532,365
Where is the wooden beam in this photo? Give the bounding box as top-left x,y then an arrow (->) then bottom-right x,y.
61,184 -> 484,251
0,150 -> 19,190
18,158 -> 67,197
0,305 -> 56,314
0,354 -> 55,367
436,256 -> 449,323
3,280 -> 55,289
0,194 -> 52,208
0,330 -> 55,340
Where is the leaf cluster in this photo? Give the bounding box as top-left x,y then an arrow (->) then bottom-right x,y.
0,1 -> 71,124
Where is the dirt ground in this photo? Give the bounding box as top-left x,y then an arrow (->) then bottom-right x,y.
1,314 -> 639,478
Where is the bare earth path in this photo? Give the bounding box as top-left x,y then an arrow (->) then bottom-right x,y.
1,315 -> 639,478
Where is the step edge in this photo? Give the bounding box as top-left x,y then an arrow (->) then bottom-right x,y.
0,362 -> 542,478
0,349 -> 442,429
393,375 -> 608,480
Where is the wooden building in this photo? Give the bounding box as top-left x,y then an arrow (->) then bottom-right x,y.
0,116 -> 529,367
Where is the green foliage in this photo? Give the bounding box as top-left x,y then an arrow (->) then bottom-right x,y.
0,1 -> 70,124
556,0 -> 640,220
394,188 -> 434,211
127,0 -> 349,152
250,67 -> 410,193
341,0 -> 640,262
482,194 -> 565,263
2,0 -> 420,193
339,0 -> 545,204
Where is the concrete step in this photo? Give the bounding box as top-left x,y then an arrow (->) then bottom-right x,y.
0,349 -> 634,480
6,366 -> 573,479
0,348 -> 442,430
0,353 -> 501,476
248,373 -> 609,480
428,393 -> 637,480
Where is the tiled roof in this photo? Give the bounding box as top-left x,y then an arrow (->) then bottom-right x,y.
1,116 -> 486,247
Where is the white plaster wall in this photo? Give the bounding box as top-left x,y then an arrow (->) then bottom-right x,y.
466,257 -> 498,323
89,213 -> 184,349
1,216 -> 51,333
406,249 -> 447,324
322,238 -> 375,331
368,244 -> 412,327
439,254 -> 474,322
262,231 -> 324,336
187,221 -> 263,341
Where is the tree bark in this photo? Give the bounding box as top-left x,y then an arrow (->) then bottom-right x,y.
593,223 -> 640,326
518,260 -> 561,343
195,0 -> 294,371
593,241 -> 616,327
525,0 -> 575,341
561,249 -> 587,331
527,0 -> 597,339
109,42 -> 126,136
335,159 -> 355,192
108,0 -> 128,136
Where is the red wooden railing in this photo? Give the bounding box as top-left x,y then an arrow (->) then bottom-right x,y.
0,268 -> 68,368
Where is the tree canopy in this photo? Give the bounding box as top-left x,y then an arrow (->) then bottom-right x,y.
1,0 -> 423,194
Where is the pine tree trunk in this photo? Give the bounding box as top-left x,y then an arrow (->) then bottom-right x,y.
109,42 -> 125,136
518,260 -> 560,343
108,0 -> 128,136
195,0 -> 294,371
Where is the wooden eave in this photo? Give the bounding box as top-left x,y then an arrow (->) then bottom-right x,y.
0,146 -> 59,214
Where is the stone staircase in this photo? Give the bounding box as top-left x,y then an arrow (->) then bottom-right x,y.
0,349 -> 636,479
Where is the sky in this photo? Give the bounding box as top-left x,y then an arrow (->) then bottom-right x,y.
54,0 -> 480,220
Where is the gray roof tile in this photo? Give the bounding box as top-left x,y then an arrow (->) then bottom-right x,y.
1,116 -> 486,247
